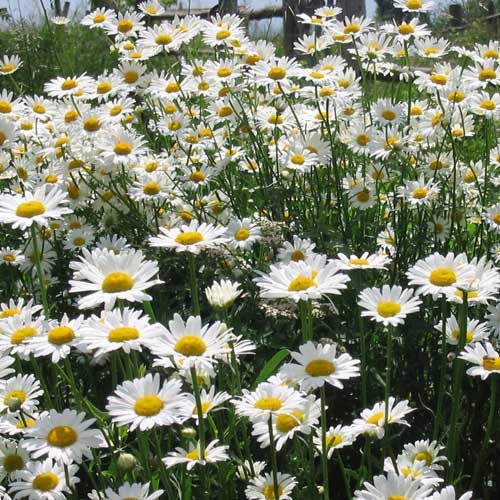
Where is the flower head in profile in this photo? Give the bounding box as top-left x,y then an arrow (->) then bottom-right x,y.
163,439 -> 229,470
459,342 -> 500,379
102,482 -> 163,500
205,279 -> 242,310
280,341 -> 360,391
255,260 -> 350,302
334,252 -> 390,271
245,472 -> 297,500
0,185 -> 72,230
69,247 -> 162,310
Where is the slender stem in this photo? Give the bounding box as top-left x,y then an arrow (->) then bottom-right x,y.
143,300 -> 156,322
190,366 -> 206,458
189,254 -> 200,316
359,316 -> 368,407
384,326 -> 393,458
433,294 -> 448,441
30,225 -> 49,316
336,451 -> 351,499
268,415 -> 280,500
447,291 -> 468,481
471,375 -> 498,491
320,385 -> 330,500
299,299 -> 313,342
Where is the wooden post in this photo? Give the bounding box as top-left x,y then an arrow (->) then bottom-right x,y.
219,0 -> 238,15
283,0 -> 299,57
62,1 -> 70,17
449,3 -> 464,27
337,0 -> 366,19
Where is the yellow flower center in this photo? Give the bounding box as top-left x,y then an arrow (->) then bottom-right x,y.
216,29 -> 231,40
48,326 -> 75,345
193,402 -> 213,415
108,327 -> 140,342
83,117 -> 101,132
73,237 -> 86,246
492,213 -> 500,225
377,301 -> 402,317
412,188 -> 428,199
217,67 -> 232,78
356,134 -> 370,146
113,142 -> 132,155
0,308 -> 20,318
234,228 -> 250,241
3,254 -> 16,262
387,497 -> 407,500
398,23 -> 415,35
189,171 -> 206,183
93,14 -> 105,23
11,327 -> 37,345
96,82 -> 112,94
326,434 -> 343,448
344,23 -> 361,34
479,69 -> 496,81
16,201 -> 46,218
61,79 -> 77,90
3,453 -> 24,472
288,276 -> 317,292
185,448 -> 201,460
483,49 -> 499,59
0,101 -> 12,114
32,103 -> 46,114
254,397 -> 282,411
4,390 -> 27,405
174,336 -> 207,356
246,54 -> 262,65
406,0 -> 422,7
268,67 -> 287,80
291,250 -> 305,261
429,268 -> 457,286
267,114 -> 283,124
451,329 -> 473,343
305,359 -> 335,376
175,231 -> 204,245
143,182 -> 161,195
349,258 -> 369,265
16,418 -> 36,428
483,357 -> 500,371
32,472 -> 59,491
117,19 -> 134,33
2,64 -> 15,73
480,100 -> 496,110
448,91 -> 464,102
134,395 -> 164,416
310,71 -> 325,79
218,106 -> 233,118
367,411 -> 384,424
124,71 -> 139,84
263,485 -> 284,499
382,110 -> 396,121
276,410 -> 304,432
64,110 -> 78,122
424,47 -> 439,55
414,450 -> 432,465
430,74 -> 447,85
47,426 -> 78,447
356,190 -> 370,202
102,272 -> 134,293
291,154 -> 305,165
155,34 -> 173,45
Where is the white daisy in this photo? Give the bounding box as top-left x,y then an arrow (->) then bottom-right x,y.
434,314 -> 489,346
69,247 -> 162,310
334,252 -> 390,271
245,472 -> 297,500
225,218 -> 261,251
102,482 -> 163,500
358,285 -> 422,327
106,373 -> 189,431
24,408 -> 106,464
280,341 -> 360,391
205,279 -> 242,310
0,374 -> 43,413
458,342 -> 500,379
163,439 -> 229,470
314,424 -> 357,458
0,440 -> 31,481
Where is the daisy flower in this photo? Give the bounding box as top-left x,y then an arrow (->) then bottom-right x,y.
486,302 -> 500,338
394,0 -> 435,12
225,218 -> 261,251
28,314 -> 84,363
276,236 -> 316,263
314,424 -> 357,458
351,398 -> 414,439
484,202 -> 500,233
234,382 -> 306,423
402,439 -> 447,472
8,458 -> 78,500
0,55 -> 23,75
0,247 -> 25,267
81,7 -> 117,29
102,482 -> 163,500
205,279 -> 242,310
383,456 -> 442,487
0,185 -> 72,230
0,440 -> 31,481
150,314 -> 231,372
44,74 -> 93,99
255,260 -> 350,303
427,486 -> 473,500
80,307 -> 165,357
397,176 -> 440,208
434,314 -> 489,345
24,409 -> 106,464
354,470 -> 432,500
0,374 -> 43,413
334,252 -> 390,271
406,252 -> 475,298
245,472 -> 297,500
458,342 -> 500,379
163,439 -> 229,470
69,247 -> 162,310
358,285 -> 422,327
106,373 -> 188,431
0,311 -> 46,360
281,341 -> 360,391
184,386 -> 231,421
149,220 -> 227,254
252,394 -> 320,450
252,57 -> 301,87
97,129 -> 148,165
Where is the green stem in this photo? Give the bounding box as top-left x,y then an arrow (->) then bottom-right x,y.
336,451 -> 351,499
268,415 -> 280,500
30,225 -> 49,316
384,326 -> 393,457
190,366 -> 206,458
471,375 -> 498,491
299,299 -> 313,342
143,300 -> 157,322
320,385 -> 330,500
433,294 -> 448,441
189,254 -> 200,316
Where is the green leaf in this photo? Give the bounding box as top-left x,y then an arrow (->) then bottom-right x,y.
254,349 -> 289,386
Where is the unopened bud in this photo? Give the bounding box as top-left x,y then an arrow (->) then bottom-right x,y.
7,397 -> 23,412
117,453 -> 137,472
181,427 -> 197,438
